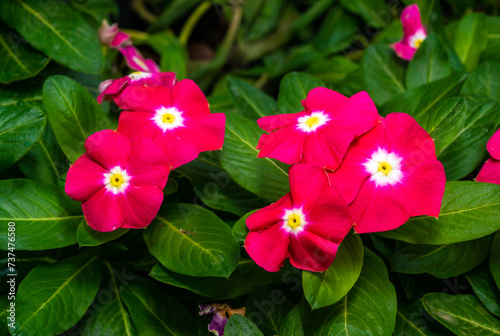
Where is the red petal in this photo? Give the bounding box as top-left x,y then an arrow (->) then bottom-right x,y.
487,129 -> 500,160
119,185 -> 164,228
186,113 -> 226,152
246,193 -> 292,231
97,77 -> 129,103
401,4 -> 424,37
126,138 -> 170,190
289,164 -> 329,209
153,129 -> 200,169
289,230 -> 340,272
350,122 -> 388,157
302,127 -> 346,170
330,91 -> 380,137
257,112 -> 307,133
65,154 -> 106,202
119,86 -> 172,112
117,111 -> 160,143
257,126 -> 306,165
302,87 -> 348,113
83,188 -> 124,232
85,130 -> 132,170
390,42 -> 417,61
244,224 -> 290,272
171,79 -> 210,119
477,159 -> 500,185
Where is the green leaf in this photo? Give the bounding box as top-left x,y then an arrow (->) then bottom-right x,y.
313,6 -> 358,54
227,76 -> 278,120
18,122 -> 67,186
70,0 -> 118,23
391,235 -> 493,279
465,263 -> 500,317
0,179 -> 82,250
306,56 -> 359,86
422,293 -> 500,335
481,16 -> 500,63
80,262 -> 138,336
303,233 -> 364,310
277,72 -> 324,115
76,219 -> 129,248
224,315 -> 264,336
149,0 -> 202,31
491,231 -> 500,290
305,248 -> 396,336
0,0 -> 103,74
147,32 -> 187,80
453,13 -> 488,71
244,0 -> 282,41
406,34 -> 452,89
232,211 -> 254,243
394,300 -> 448,336
380,71 -> 467,117
43,75 -> 110,162
11,256 -> 101,336
339,0 -> 388,28
362,44 -> 406,105
462,62 -> 500,101
278,304 -> 305,336
218,113 -> 289,202
121,278 -> 196,336
0,298 -> 10,336
144,204 -> 239,278
0,105 -> 45,172
0,27 -> 49,84
245,285 -> 295,335
378,182 -> 500,245
0,80 -> 42,107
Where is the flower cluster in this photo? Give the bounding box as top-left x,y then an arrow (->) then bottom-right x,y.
477,129 -> 500,185
246,88 -> 446,272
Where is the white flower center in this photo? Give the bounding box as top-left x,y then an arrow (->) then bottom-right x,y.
128,71 -> 152,81
152,106 -> 184,132
297,111 -> 330,133
363,148 -> 403,187
103,166 -> 131,194
282,208 -> 307,234
409,29 -> 427,49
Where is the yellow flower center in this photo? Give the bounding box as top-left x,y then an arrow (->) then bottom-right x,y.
378,161 -> 392,176
305,116 -> 320,128
109,173 -> 125,187
287,213 -> 302,229
162,113 -> 176,124
130,71 -> 142,77
414,38 -> 423,48
132,56 -> 147,70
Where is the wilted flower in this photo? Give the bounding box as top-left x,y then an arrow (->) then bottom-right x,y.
477,129 -> 500,185
199,304 -> 246,336
390,4 -> 427,60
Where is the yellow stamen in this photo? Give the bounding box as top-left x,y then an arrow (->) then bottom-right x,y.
130,71 -> 142,77
287,214 -> 301,229
162,113 -> 175,124
378,161 -> 392,176
110,173 -> 124,187
305,116 -> 320,128
414,39 -> 423,48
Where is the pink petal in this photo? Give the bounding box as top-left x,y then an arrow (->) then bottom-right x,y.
289,164 -> 330,209
302,126 -> 346,170
257,112 -> 308,133
477,159 -> 500,185
246,193 -> 293,231
350,181 -> 411,234
171,79 -> 211,119
110,31 -> 130,48
117,111 -> 160,143
118,86 -> 172,112
394,161 -> 446,217
65,154 -> 106,202
244,224 -> 290,272
83,188 -> 124,232
119,46 -> 151,72
126,138 -> 170,190
144,59 -> 161,73
401,4 -> 424,36
289,230 -> 340,272
350,122 -> 388,157
385,113 -> 436,168
187,113 -> 226,152
153,128 -> 200,169
85,130 -> 132,170
302,87 -> 348,113
487,129 -> 500,160
97,77 -> 129,104
257,126 -> 306,165
155,72 -> 177,89
119,185 -> 164,228
390,41 -> 417,61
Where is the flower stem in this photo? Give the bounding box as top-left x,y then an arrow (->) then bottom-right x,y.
179,1 -> 212,46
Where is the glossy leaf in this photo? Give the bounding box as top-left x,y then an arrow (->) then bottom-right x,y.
0,105 -> 45,172
0,81 -> 42,107
0,179 -> 82,250
232,211 -> 254,243
278,304 -> 305,336
453,13 -> 488,71
43,75 -> 110,162
227,76 -> 278,120
76,219 -> 129,248
11,256 -> 101,335
224,315 -> 264,336
379,182 -> 500,245
465,263 -> 500,317
277,72 -> 324,115
0,0 -> 103,74
394,300 -> 448,336
303,233 -> 364,310
144,204 -> 239,277
491,231 -> 500,291
462,62 -> 500,101
422,293 -> 500,335
218,113 -> 290,202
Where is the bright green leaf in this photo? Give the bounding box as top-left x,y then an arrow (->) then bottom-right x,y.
453,13 -> 488,71
227,76 -> 278,120
76,219 -> 129,248
277,72 -> 324,115
462,62 -> 500,101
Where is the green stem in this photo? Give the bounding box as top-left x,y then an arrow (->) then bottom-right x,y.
179,1 -> 212,46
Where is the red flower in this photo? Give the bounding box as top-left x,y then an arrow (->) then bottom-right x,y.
65,130 -> 170,232
116,79 -> 226,169
256,88 -> 380,170
244,164 -> 353,272
97,71 -> 176,105
329,113 -> 446,234
390,4 -> 427,60
477,129 -> 500,185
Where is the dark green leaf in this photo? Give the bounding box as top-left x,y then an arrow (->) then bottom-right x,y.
0,105 -> 45,172
465,263 -> 500,317
144,204 -> 239,277
303,233 -> 364,310
227,76 -> 278,120
76,219 -> 129,248
481,16 -> 500,63
0,179 -> 82,250
0,0 -> 103,74
491,231 -> 500,291
244,0 -> 282,41
278,304 -> 305,336
379,182 -> 500,245
362,44 -> 406,105
147,32 -> 187,80
12,256 -> 101,335
422,293 -> 500,335
462,62 -> 500,101
339,0 -> 388,28
313,6 -> 358,54
453,13 -> 488,71
224,314 -> 264,336
394,300 -> 448,336
149,0 -> 202,31
43,75 -> 110,162
0,81 -> 42,107
277,72 -> 324,115
70,0 -> 118,23
232,211 -> 254,243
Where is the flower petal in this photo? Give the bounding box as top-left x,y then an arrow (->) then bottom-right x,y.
97,77 -> 129,104
118,86 -> 172,112
171,79 -> 211,119
302,87 -> 348,113
83,188 -> 124,232
487,129 -> 500,160
302,126 -> 346,170
119,185 -> 164,229
257,112 -> 307,133
330,91 -> 380,137
244,224 -> 290,272
186,113 -> 226,152
126,138 -> 170,190
117,111 -> 160,143
246,193 -> 292,231
477,159 -> 500,185
257,126 -> 306,165
289,230 -> 340,272
65,154 -> 106,202
390,41 -> 416,61
350,122 -> 388,157
401,4 -> 424,36
289,164 -> 330,209
85,130 -> 132,170
153,129 -> 200,169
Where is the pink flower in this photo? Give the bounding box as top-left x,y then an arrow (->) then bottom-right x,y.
119,45 -> 161,73
390,4 -> 427,60
97,71 -> 176,105
65,130 -> 170,232
329,113 -> 446,234
256,88 -> 380,170
477,129 -> 500,185
244,164 -> 353,272
116,79 -> 226,169
98,20 -> 130,48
